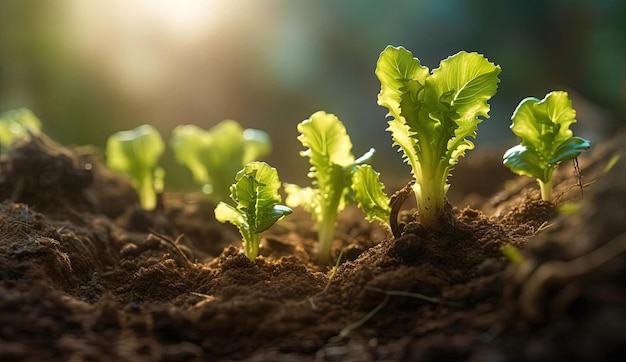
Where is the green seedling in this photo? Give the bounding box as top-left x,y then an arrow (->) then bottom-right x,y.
106,124 -> 165,210
284,111 -> 378,265
503,91 -> 591,201
214,161 -> 292,261
0,108 -> 42,153
170,120 -> 271,204
376,46 -> 501,229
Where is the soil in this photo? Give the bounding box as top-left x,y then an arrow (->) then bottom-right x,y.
0,131 -> 624,361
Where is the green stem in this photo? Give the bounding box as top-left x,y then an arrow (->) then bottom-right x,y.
317,214 -> 337,265
412,170 -> 446,230
138,171 -> 156,210
538,179 -> 552,201
244,232 -> 261,261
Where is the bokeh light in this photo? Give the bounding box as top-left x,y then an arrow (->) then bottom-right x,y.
1,0 -> 624,189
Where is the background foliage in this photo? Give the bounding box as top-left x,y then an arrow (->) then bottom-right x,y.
1,0 -> 624,187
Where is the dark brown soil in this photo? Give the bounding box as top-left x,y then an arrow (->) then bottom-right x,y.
0,131 -> 624,361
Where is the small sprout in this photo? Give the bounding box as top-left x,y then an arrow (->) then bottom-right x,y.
503,91 -> 591,201
106,124 -> 165,210
376,46 -> 501,229
170,120 -> 271,204
0,108 -> 42,153
558,202 -> 582,215
603,153 -> 620,174
284,111 -> 377,265
501,244 -> 524,266
214,161 -> 292,261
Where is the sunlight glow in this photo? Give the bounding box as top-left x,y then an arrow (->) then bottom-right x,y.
65,0 -> 227,101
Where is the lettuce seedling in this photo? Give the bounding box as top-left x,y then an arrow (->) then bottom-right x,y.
106,124 -> 165,210
503,91 -> 590,201
0,108 -> 42,153
376,46 -> 501,229
170,120 -> 271,204
214,161 -> 292,261
284,111 -> 376,264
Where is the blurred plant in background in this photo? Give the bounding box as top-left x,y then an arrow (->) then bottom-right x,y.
1,0 -> 624,189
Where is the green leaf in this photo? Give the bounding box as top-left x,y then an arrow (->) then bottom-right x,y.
504,91 -> 591,184
215,161 -> 292,261
232,162 -> 291,233
106,124 -> 164,210
170,120 -> 271,203
376,47 -> 501,228
352,165 -> 391,227
291,111 -> 355,224
375,46 -> 427,173
298,111 -> 355,182
284,183 -> 319,214
214,201 -> 248,232
0,108 -> 42,153
286,111 -> 379,264
502,145 -> 548,181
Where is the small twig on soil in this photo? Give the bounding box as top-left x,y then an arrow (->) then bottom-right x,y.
330,295 -> 389,343
555,180 -> 596,203
365,286 -> 441,304
534,221 -> 553,234
389,179 -> 415,239
148,229 -> 194,267
330,285 -> 452,342
573,157 -> 584,198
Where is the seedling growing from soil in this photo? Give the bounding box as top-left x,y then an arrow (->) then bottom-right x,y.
170,121 -> 271,204
106,124 -> 165,210
376,46 -> 501,229
503,91 -> 591,201
284,111 -> 376,265
215,161 -> 292,261
0,108 -> 42,153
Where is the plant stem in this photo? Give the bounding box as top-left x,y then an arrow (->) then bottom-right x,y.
244,232 -> 261,261
317,215 -> 337,265
412,172 -> 446,230
138,172 -> 156,210
538,179 -> 552,201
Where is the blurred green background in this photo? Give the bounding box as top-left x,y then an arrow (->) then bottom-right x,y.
1,0 -> 624,189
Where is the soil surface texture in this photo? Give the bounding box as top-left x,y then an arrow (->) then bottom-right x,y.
0,132 -> 624,361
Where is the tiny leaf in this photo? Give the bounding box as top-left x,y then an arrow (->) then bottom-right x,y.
352,165 -> 391,228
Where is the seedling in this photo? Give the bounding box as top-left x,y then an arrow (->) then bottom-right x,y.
106,124 -> 165,210
0,108 -> 42,153
376,46 -> 501,229
214,161 -> 292,261
284,111 -> 377,265
170,120 -> 271,204
503,91 -> 591,201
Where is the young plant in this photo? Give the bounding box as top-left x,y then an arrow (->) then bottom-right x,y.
0,108 -> 42,153
284,111 -> 376,265
106,124 -> 165,210
170,120 -> 271,204
375,46 -> 501,229
503,91 -> 591,201
214,161 -> 292,261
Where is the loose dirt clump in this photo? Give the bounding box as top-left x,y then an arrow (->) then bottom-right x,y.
0,132 -> 624,361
